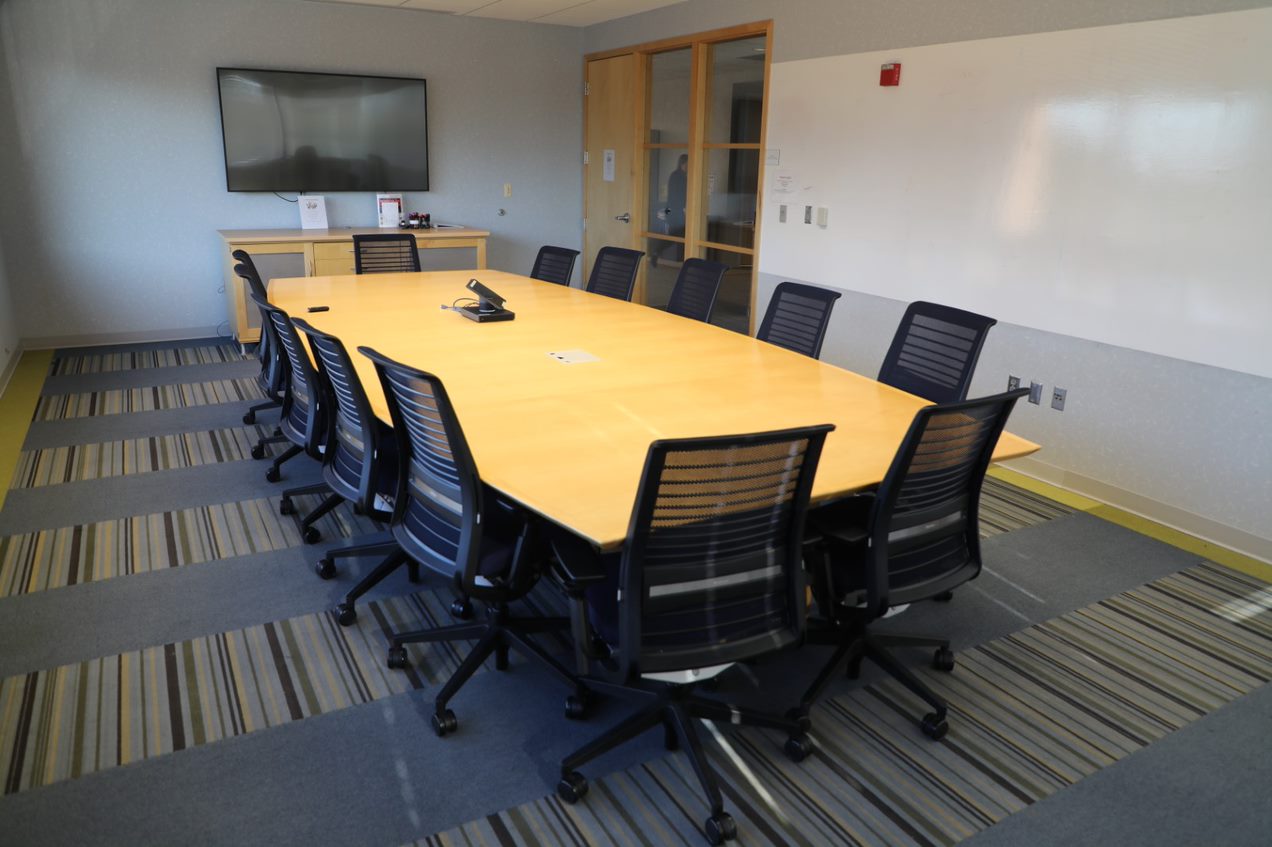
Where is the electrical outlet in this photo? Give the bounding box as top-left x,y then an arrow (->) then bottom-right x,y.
1029,381 -> 1043,404
1051,387 -> 1067,411
503,183 -> 512,198
779,205 -> 787,223
1007,375 -> 1021,391
804,205 -> 813,224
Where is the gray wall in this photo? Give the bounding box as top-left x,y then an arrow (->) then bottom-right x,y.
0,0 -> 583,344
587,0 -> 1272,59
0,32 -> 19,379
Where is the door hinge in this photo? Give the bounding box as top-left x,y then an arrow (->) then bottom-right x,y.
582,219 -> 587,231
583,151 -> 590,165
583,82 -> 590,96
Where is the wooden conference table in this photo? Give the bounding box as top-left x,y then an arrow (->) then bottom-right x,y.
270,270 -> 1039,550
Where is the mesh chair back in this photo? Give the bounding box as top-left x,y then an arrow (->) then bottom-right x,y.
878,301 -> 997,403
360,347 -> 484,580
865,388 -> 1027,612
618,424 -> 833,676
231,250 -> 269,300
756,282 -> 842,359
234,261 -> 284,396
249,293 -> 322,455
665,258 -> 727,322
530,245 -> 580,286
585,246 -> 644,301
353,233 -> 422,274
291,318 -> 380,506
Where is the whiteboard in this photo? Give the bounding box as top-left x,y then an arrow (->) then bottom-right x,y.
760,8 -> 1272,378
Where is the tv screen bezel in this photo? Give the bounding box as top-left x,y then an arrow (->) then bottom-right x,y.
216,66 -> 430,193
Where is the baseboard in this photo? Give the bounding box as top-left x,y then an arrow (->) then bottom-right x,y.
22,326 -> 226,351
1000,455 -> 1272,568
0,342 -> 22,398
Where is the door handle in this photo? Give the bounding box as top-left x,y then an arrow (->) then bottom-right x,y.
614,213 -> 631,223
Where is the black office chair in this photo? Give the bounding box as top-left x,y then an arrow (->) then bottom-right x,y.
233,253 -> 286,426
247,293 -> 327,485
529,245 -> 580,286
290,318 -> 404,599
878,301 -> 997,403
550,424 -> 834,845
756,281 -> 842,359
790,388 -> 1028,748
353,233 -> 422,274
585,246 -> 644,301
359,347 -> 583,734
665,258 -> 727,323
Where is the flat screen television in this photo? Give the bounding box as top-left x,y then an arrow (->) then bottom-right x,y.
217,67 -> 429,192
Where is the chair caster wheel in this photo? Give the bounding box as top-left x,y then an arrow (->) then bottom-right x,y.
921,713 -> 949,740
784,734 -> 813,763
303,526 -> 321,544
564,693 -> 589,720
250,443 -> 266,460
934,590 -> 954,602
279,497 -> 295,516
432,708 -> 457,737
386,646 -> 408,670
556,771 -> 588,804
704,812 -> 736,844
243,411 -> 255,425
450,598 -> 473,619
335,602 -> 356,627
933,647 -> 955,672
264,466 -> 281,483
315,558 -> 336,580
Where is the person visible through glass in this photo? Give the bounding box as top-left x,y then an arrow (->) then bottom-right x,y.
653,153 -> 687,267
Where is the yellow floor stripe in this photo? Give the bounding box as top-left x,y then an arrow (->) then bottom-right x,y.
989,465 -> 1272,583
0,351 -> 54,510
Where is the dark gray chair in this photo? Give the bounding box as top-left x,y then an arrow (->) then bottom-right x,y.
665,258 -> 727,323
878,301 -> 997,403
585,246 -> 644,301
756,282 -> 841,359
530,245 -> 581,286
353,233 -> 421,274
550,423 -> 834,846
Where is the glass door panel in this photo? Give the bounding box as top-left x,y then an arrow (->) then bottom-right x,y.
705,37 -> 766,143
647,48 -> 692,144
701,247 -> 754,333
700,147 -> 759,250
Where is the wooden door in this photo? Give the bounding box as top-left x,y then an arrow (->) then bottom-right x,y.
584,54 -> 639,285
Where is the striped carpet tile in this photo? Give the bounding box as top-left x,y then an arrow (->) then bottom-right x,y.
8,425 -> 271,489
49,343 -> 245,376
0,587 -> 511,796
414,563 -> 1271,847
32,378 -> 264,421
978,477 -> 1072,538
0,493 -> 381,597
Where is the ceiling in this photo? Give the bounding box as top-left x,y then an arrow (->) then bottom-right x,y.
303,0 -> 688,27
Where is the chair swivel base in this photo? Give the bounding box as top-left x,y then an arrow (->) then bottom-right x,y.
243,398 -> 281,425
792,624 -> 955,743
557,682 -> 799,845
386,603 -> 581,733
333,547 -> 422,626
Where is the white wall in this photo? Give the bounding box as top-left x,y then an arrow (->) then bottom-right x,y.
0,0 -> 583,345
761,10 -> 1272,379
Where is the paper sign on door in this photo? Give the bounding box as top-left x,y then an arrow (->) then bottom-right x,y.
603,149 -> 616,182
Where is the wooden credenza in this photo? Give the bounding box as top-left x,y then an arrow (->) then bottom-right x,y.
218,227 -> 490,344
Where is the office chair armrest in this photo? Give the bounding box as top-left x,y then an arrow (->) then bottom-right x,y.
546,524 -> 609,593
809,492 -> 874,546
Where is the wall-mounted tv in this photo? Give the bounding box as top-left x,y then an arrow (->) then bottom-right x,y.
217,67 -> 429,192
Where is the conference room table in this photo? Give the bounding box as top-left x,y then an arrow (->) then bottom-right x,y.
269,269 -> 1040,550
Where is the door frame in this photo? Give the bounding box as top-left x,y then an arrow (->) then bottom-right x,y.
583,20 -> 774,330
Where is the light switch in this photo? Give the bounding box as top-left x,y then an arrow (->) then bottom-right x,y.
503,183 -> 512,198
816,207 -> 829,227
779,205 -> 787,223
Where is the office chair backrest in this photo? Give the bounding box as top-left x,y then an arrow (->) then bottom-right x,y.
234,261 -> 284,395
530,245 -> 581,286
231,250 -> 269,300
360,347 -> 486,581
249,293 -> 322,456
617,424 -> 834,677
585,246 -> 644,301
878,301 -> 997,403
353,233 -> 422,274
756,282 -> 842,359
291,318 -> 382,509
864,387 -> 1028,615
665,258 -> 727,323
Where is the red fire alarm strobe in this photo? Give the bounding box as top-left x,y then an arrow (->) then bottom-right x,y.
880,62 -> 901,86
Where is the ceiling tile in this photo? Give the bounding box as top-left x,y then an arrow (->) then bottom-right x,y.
534,0 -> 687,27
399,0 -> 490,13
463,1 -> 578,22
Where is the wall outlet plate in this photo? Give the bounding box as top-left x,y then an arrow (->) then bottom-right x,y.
1052,387 -> 1067,411
1029,381 -> 1043,404
1007,375 -> 1021,391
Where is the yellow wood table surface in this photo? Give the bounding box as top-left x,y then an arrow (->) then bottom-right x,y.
270,270 -> 1039,549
